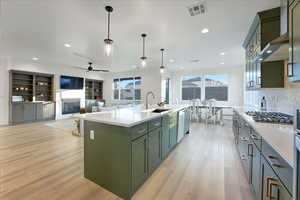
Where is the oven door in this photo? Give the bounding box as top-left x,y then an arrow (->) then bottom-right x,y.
294,135 -> 300,200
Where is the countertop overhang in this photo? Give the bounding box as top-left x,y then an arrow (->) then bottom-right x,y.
80,105 -> 190,128
233,106 -> 294,167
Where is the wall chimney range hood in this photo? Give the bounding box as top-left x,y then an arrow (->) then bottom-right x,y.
255,0 -> 289,63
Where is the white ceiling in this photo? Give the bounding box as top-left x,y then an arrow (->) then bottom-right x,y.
0,0 -> 280,72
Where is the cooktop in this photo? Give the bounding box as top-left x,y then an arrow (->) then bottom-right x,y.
245,111 -> 293,125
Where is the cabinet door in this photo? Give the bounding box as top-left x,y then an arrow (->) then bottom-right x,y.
169,126 -> 178,150
132,135 -> 148,192
148,129 -> 162,174
36,103 -> 43,120
23,103 -> 35,122
12,104 -> 24,124
251,143 -> 261,200
162,116 -> 170,159
261,157 -> 292,200
289,0 -> 300,82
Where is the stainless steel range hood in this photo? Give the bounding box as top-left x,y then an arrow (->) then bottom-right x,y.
255,0 -> 289,63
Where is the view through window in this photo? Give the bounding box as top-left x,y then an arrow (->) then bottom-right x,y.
205,74 -> 228,101
181,76 -> 201,100
181,74 -> 228,101
113,77 -> 141,100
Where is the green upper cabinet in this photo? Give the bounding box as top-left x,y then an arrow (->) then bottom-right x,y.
288,0 -> 300,82
132,135 -> 148,193
148,128 -> 162,174
243,7 -> 284,90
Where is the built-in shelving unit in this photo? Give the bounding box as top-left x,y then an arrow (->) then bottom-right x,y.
35,75 -> 53,101
11,72 -> 34,102
85,79 -> 103,100
9,70 -> 55,124
11,70 -> 54,102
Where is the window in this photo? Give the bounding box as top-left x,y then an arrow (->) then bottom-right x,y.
113,77 -> 141,100
205,74 -> 228,101
181,76 -> 201,100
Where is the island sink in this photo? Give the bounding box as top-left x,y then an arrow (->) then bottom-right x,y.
151,108 -> 170,113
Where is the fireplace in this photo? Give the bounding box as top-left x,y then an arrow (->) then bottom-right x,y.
62,99 -> 81,114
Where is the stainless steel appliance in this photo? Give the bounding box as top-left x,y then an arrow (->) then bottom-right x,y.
177,110 -> 185,143
246,111 -> 293,124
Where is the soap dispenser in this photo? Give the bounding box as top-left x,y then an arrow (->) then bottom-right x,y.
261,96 -> 267,112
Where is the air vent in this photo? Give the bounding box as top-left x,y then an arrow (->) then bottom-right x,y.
187,1 -> 207,16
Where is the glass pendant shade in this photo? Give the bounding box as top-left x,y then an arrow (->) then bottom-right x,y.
104,39 -> 113,56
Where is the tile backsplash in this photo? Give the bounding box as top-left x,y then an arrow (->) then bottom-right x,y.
245,87 -> 300,115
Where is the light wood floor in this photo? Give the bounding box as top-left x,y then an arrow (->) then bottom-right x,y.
0,119 -> 253,200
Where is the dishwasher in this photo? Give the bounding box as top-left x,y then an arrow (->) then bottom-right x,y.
177,110 -> 185,143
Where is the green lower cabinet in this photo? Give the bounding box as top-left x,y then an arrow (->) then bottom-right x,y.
162,116 -> 170,159
148,129 -> 162,174
261,156 -> 292,200
132,135 -> 148,193
251,144 -> 261,200
169,126 -> 178,150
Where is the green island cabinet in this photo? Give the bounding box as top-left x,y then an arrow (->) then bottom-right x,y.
233,111 -> 293,200
84,108 -> 190,200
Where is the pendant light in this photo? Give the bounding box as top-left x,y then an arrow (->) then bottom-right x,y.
140,34 -> 147,67
160,48 -> 165,74
104,6 -> 113,56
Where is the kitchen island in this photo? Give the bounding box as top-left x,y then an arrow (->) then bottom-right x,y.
81,105 -> 191,200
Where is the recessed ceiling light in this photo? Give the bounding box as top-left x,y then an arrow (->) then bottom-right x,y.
169,59 -> 175,63
220,52 -> 226,56
259,58 -> 263,61
32,57 -> 39,61
201,28 -> 209,34
267,50 -> 272,54
64,43 -> 71,48
220,62 -> 225,65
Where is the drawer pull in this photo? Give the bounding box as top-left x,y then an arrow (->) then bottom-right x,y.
250,134 -> 259,140
272,163 -> 285,168
153,122 -> 160,126
138,129 -> 147,134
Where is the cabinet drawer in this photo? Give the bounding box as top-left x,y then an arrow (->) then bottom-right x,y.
148,118 -> 162,132
250,129 -> 262,151
131,123 -> 148,140
261,139 -> 293,194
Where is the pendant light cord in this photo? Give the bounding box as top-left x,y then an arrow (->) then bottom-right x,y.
161,49 -> 164,66
143,37 -> 145,57
107,11 -> 110,39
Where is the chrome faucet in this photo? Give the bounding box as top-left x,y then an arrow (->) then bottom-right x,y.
146,91 -> 155,110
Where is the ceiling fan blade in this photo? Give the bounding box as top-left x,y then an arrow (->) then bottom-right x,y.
70,66 -> 89,70
93,69 -> 110,72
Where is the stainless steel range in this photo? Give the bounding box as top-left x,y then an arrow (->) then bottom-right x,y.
246,111 -> 294,125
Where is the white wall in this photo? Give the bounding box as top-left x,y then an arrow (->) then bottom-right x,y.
169,67 -> 244,106
103,67 -> 162,106
0,59 -> 104,125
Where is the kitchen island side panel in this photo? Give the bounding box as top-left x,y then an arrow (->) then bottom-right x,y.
84,120 -> 132,200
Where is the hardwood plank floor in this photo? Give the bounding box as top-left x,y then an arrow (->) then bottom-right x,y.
0,119 -> 253,200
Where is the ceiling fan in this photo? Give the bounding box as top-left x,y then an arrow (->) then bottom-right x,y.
74,62 -> 110,73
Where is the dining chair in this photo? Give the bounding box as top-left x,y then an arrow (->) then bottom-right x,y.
204,99 -> 218,126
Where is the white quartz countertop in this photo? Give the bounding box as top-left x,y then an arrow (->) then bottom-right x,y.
233,106 -> 294,167
80,105 -> 190,128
